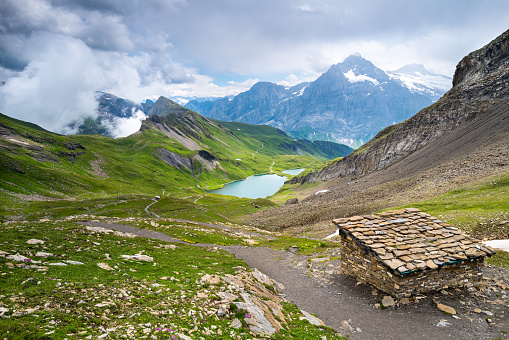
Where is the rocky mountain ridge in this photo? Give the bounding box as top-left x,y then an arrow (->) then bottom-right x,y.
186,55 -> 450,147
143,96 -> 353,161
293,29 -> 509,184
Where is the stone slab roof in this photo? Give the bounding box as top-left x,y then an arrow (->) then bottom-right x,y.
333,208 -> 496,276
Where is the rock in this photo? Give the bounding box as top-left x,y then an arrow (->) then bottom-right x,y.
234,293 -> 280,336
311,257 -> 330,263
288,246 -> 299,254
26,239 -> 45,244
426,259 -> 439,270
473,308 -> 482,313
0,250 -> 10,257
300,310 -> 325,326
436,320 -> 450,327
49,262 -> 67,266
229,318 -> 242,329
218,291 -> 238,302
65,260 -> 84,265
384,259 -> 405,270
177,334 -> 193,340
201,274 -> 221,285
285,198 -> 299,205
400,298 -> 411,304
97,263 -> 113,270
436,302 -> 456,315
0,307 -> 9,316
381,296 -> 395,307
120,254 -> 154,262
6,254 -> 31,262
217,305 -> 228,317
35,252 -> 53,258
253,268 -> 272,286
95,302 -> 114,307
243,239 -> 258,246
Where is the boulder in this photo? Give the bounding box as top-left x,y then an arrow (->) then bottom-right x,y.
285,198 -> 299,205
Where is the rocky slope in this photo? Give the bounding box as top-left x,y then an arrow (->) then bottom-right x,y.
293,29 -> 509,185
186,56 -> 448,147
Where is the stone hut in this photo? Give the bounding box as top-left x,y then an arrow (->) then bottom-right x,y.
333,208 -> 496,298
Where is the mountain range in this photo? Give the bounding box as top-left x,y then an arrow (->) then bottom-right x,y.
249,29 -> 509,230
186,55 -> 451,147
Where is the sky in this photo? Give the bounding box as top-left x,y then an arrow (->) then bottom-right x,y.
1,0 -> 508,135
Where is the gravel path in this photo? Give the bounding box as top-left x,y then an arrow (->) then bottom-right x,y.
79,220 -> 508,340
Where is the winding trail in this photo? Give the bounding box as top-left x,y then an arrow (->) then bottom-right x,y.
77,220 -> 504,340
269,161 -> 275,173
144,199 -> 160,218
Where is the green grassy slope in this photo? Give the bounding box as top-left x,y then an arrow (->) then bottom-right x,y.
392,171 -> 509,239
0,102 -> 350,221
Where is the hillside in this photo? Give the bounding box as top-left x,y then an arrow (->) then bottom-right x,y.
0,98 -> 351,221
186,55 -> 450,147
246,29 -> 509,234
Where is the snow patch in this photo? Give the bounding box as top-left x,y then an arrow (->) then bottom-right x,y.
388,72 -> 451,94
324,229 -> 339,239
293,86 -> 308,96
343,70 -> 379,85
484,239 -> 509,253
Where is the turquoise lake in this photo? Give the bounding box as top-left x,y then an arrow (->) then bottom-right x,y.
209,168 -> 305,199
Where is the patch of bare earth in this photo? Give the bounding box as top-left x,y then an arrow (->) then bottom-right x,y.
89,157 -> 108,178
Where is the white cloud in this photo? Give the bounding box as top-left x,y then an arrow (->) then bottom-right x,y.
0,32 -> 105,133
103,109 -> 147,138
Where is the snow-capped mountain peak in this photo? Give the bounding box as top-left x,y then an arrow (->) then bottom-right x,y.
388,64 -> 452,100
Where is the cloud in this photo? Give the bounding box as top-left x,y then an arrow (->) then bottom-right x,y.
1,0 -> 509,138
0,32 -> 105,133
103,109 -> 147,138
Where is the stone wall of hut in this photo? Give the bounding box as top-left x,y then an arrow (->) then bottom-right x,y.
340,235 -> 485,298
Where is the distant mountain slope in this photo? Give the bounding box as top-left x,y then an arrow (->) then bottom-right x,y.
186,56 -> 450,147
293,29 -> 509,184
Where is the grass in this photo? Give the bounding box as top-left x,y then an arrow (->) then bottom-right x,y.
393,171 -> 509,239
258,237 -> 338,255
0,220 -> 346,339
0,111 -> 333,224
130,219 -> 263,246
486,251 -> 509,271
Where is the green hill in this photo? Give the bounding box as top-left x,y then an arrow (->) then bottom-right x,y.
0,98 -> 352,221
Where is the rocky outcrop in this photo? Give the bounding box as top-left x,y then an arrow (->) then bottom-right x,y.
156,148 -> 192,171
293,29 -> 509,184
453,29 -> 509,87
